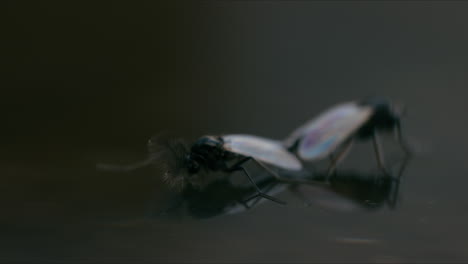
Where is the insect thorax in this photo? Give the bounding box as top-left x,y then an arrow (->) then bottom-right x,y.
286,138 -> 301,153
357,98 -> 400,139
190,135 -> 227,171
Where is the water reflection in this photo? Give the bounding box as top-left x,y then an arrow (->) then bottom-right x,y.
154,156 -> 410,218
293,173 -> 400,211
152,172 -> 288,219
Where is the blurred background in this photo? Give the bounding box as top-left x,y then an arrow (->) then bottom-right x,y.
2,1 -> 468,262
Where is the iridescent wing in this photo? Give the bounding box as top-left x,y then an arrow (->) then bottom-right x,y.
222,134 -> 303,171
284,102 -> 373,160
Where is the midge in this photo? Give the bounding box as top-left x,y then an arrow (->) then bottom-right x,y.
98,134 -> 304,205
284,97 -> 411,180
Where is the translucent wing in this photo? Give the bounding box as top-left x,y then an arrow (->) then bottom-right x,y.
285,102 -> 373,160
222,134 -> 302,171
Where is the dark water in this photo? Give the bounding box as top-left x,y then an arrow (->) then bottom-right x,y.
2,1 -> 468,263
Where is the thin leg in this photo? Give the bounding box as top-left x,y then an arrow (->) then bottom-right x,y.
232,159 -> 279,207
251,159 -> 317,185
381,122 -> 412,183
395,122 -> 412,158
395,150 -> 412,181
326,139 -> 354,181
250,159 -> 282,180
386,177 -> 401,209
238,166 -> 286,205
386,126 -> 413,207
237,199 -> 251,210
248,181 -> 280,208
227,156 -> 252,171
243,193 -> 262,204
372,130 -> 392,178
226,158 -> 286,205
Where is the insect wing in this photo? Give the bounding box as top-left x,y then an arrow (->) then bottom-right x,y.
288,102 -> 373,160
222,134 -> 303,171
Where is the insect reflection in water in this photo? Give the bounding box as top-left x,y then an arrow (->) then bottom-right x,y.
156,162 -> 409,219
146,153 -> 411,219
155,173 -> 288,219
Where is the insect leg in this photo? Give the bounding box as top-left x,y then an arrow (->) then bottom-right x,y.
238,166 -> 286,205
248,181 -> 281,208
325,139 -> 354,181
395,149 -> 412,181
393,123 -> 413,180
251,159 -> 317,185
240,183 -> 276,208
226,158 -> 286,205
372,130 -> 392,178
234,198 -> 251,210
395,122 -> 412,158
226,156 -> 251,171
386,177 -> 401,209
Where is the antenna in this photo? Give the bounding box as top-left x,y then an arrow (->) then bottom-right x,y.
96,156 -> 156,172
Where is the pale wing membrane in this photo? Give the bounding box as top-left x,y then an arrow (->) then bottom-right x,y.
295,102 -> 373,160
284,102 -> 359,148
222,134 -> 302,171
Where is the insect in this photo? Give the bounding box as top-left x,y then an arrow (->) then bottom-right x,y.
98,134 -> 304,205
284,97 -> 412,180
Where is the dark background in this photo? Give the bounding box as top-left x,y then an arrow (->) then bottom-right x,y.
2,1 -> 468,263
